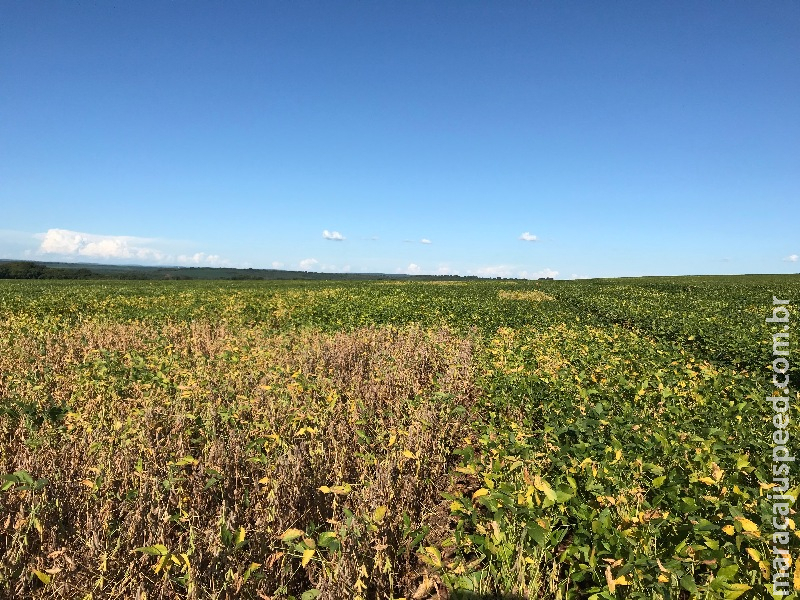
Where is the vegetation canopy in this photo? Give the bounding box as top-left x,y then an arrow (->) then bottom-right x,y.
0,276 -> 797,599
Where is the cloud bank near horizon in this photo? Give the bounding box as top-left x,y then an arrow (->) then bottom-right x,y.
34,228 -> 227,266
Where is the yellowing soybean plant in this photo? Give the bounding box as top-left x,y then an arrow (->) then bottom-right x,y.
0,276 -> 798,599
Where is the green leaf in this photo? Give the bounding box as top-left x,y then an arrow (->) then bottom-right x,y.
679,573 -> 697,593
133,544 -> 169,556
318,531 -> 340,551
14,470 -> 34,485
715,564 -> 738,580
723,584 -> 751,600
527,521 -> 548,546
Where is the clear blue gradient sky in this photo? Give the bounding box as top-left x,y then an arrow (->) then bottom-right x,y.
1,1 -> 798,278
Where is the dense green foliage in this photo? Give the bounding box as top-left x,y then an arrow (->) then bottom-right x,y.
0,276 -> 797,599
0,261 -> 101,280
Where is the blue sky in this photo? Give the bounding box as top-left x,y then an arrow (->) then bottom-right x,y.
1,1 -> 798,278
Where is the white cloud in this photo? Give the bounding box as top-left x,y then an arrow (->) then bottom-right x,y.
406,263 -> 421,275
176,252 -> 226,266
322,230 -> 345,241
271,261 -> 284,269
420,238 -> 432,244
35,228 -> 229,266
519,232 -> 538,242
39,229 -> 83,254
515,268 -> 559,280
437,265 -> 458,275
474,265 -> 515,278
531,268 -> 559,279
784,254 -> 799,262
39,228 -> 165,261
299,258 -> 319,270
472,265 -> 558,279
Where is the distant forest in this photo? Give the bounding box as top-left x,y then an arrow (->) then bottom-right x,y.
0,261 -> 103,280
0,260 -> 492,281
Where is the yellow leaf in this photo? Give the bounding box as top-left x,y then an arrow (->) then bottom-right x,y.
318,485 -> 332,494
698,477 -> 716,486
421,546 -> 442,568
472,488 -> 489,500
614,575 -> 630,586
32,570 -> 51,584
153,554 -> 167,574
533,476 -> 558,501
746,548 -> 760,561
736,517 -> 760,534
301,548 -> 315,567
722,525 -> 735,535
235,527 -> 246,545
388,433 -> 396,447
725,583 -> 751,599
758,560 -> 770,580
402,450 -> 416,459
373,505 -> 387,523
657,574 -> 669,583
258,476 -> 270,484
794,558 -> 800,589
280,528 -> 304,542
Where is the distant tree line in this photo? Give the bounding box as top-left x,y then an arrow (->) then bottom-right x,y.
0,260 -> 521,282
0,261 -> 101,280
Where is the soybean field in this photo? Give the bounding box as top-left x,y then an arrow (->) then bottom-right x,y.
0,275 -> 797,599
